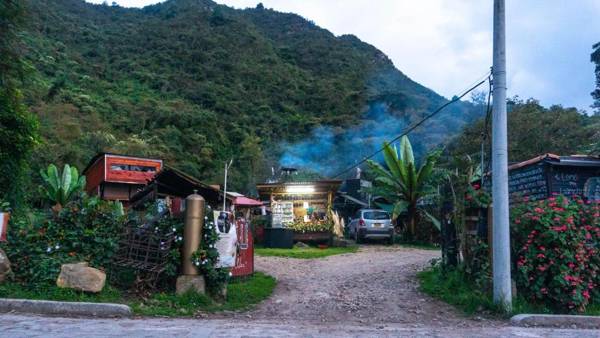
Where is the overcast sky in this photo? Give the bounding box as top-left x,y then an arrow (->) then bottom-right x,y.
87,0 -> 600,112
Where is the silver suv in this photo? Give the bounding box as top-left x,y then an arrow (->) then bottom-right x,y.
348,209 -> 394,244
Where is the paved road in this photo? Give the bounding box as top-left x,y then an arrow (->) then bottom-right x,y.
2,314 -> 599,337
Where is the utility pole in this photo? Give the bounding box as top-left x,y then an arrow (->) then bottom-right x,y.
492,0 -> 512,311
223,159 -> 233,212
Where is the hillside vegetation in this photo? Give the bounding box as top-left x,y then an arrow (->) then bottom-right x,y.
19,0 -> 482,194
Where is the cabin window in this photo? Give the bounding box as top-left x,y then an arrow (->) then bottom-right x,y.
110,164 -> 128,171
110,163 -> 157,172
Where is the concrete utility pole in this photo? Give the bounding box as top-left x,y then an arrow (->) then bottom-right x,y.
223,159 -> 233,211
492,0 -> 512,310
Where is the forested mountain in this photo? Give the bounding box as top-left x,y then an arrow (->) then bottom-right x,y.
19,0 -> 482,192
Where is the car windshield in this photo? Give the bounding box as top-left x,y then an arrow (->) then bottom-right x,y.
363,211 -> 390,220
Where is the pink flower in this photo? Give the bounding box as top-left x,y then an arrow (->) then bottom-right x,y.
534,207 -> 544,214
583,290 -> 590,299
541,288 -> 548,294
536,253 -> 545,259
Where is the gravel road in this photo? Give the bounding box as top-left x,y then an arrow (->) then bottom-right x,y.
227,245 -> 503,328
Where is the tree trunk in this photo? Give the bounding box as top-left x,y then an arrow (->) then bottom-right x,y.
408,205 -> 417,240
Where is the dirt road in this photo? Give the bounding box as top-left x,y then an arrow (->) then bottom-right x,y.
230,245 -> 502,328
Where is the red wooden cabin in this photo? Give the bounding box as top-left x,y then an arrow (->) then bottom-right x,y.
82,153 -> 162,203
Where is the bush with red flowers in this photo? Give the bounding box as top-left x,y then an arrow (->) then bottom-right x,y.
511,195 -> 599,313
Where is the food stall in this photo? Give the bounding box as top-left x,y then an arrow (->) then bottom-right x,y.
256,180 -> 342,247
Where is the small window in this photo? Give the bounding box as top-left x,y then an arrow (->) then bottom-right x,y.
130,165 -> 156,173
110,164 -> 128,171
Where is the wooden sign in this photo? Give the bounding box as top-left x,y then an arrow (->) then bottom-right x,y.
0,212 -> 9,242
508,163 -> 548,203
548,167 -> 600,200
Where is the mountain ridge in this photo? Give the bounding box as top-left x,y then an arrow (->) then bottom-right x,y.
20,0 -> 482,191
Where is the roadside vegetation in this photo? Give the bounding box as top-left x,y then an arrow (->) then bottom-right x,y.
132,272 -> 276,316
255,245 -> 358,259
418,263 -> 600,317
0,272 -> 276,316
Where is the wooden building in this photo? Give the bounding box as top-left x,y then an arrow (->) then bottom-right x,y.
508,153 -> 600,203
256,180 -> 342,227
82,153 -> 162,203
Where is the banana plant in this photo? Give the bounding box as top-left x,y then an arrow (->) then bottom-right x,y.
39,164 -> 86,209
367,136 -> 441,238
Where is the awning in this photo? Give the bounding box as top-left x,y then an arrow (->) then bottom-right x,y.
233,196 -> 263,206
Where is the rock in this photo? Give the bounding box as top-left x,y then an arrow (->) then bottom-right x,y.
176,275 -> 206,295
295,242 -> 309,248
331,238 -> 349,247
0,248 -> 11,282
56,262 -> 105,293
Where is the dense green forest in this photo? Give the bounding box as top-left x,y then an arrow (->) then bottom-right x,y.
3,0 -> 599,202
444,98 -> 600,170
10,0 -> 485,197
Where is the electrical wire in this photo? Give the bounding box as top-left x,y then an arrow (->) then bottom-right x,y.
332,71 -> 492,179
480,75 -> 493,187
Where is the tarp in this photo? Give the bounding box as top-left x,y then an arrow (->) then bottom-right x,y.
233,196 -> 263,206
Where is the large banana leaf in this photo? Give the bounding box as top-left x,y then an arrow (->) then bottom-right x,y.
400,136 -> 414,166
382,142 -> 403,180
422,209 -> 441,231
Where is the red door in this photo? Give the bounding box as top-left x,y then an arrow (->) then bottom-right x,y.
231,218 -> 254,277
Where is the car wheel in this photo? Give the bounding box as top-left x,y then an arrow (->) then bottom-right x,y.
355,229 -> 362,244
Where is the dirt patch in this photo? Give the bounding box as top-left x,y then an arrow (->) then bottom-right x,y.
227,245 -> 505,328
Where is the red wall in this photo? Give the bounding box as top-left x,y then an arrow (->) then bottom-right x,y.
85,157 -> 105,195
105,156 -> 162,184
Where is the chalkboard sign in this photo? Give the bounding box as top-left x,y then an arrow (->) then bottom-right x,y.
508,163 -> 547,203
549,167 -> 600,201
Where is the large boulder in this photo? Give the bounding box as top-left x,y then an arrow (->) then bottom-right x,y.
56,262 -> 106,293
0,248 -> 11,282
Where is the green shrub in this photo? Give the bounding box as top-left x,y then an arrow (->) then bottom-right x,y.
511,195 -> 599,313
0,195 -> 126,286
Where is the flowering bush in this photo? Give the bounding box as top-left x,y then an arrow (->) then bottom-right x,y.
465,183 -> 491,208
1,195 -> 126,286
190,205 -> 230,295
147,204 -> 229,295
511,195 -> 599,313
286,219 -> 333,233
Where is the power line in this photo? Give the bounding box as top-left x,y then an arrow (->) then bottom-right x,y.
332,71 -> 492,179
